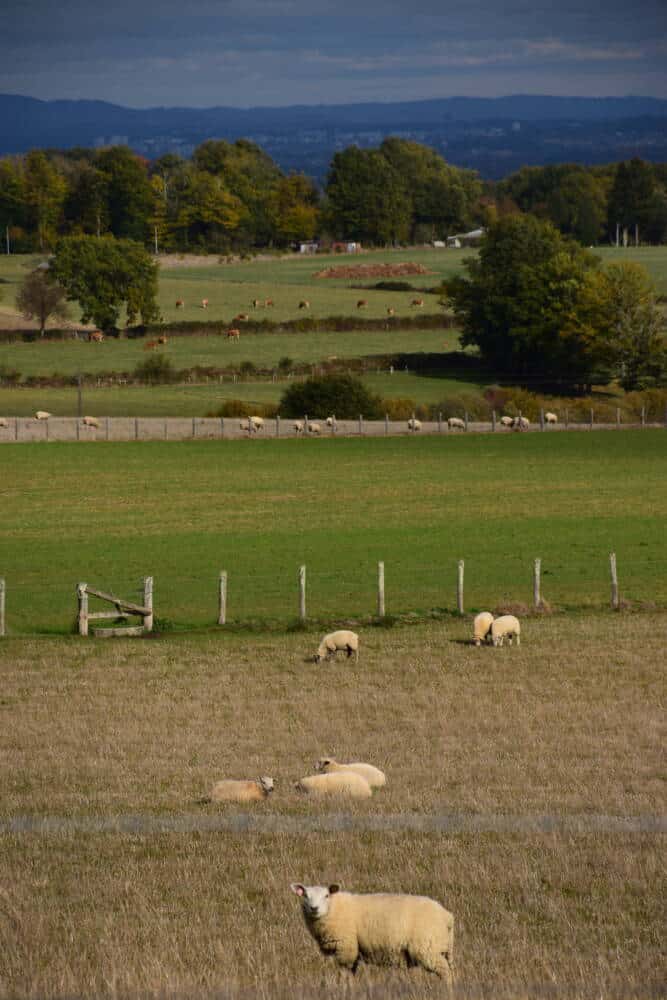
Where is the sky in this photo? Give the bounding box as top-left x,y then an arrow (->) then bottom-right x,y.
2,0 -> 666,108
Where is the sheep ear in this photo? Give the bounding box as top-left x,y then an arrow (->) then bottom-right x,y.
291,883 -> 306,897
329,883 -> 341,894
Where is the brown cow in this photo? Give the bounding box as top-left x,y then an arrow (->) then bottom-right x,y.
175,299 -> 185,309
411,298 -> 424,307
144,340 -> 159,351
89,330 -> 104,342
356,299 -> 368,309
226,328 -> 240,340
201,298 -> 209,309
298,300 -> 310,310
157,334 -> 168,345
264,298 -> 274,307
234,313 -> 250,322
252,298 -> 262,308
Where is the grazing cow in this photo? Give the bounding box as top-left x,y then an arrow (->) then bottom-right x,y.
226,328 -> 240,340
234,313 -> 250,322
265,298 -> 274,307
357,299 -> 368,309
387,307 -> 395,317
201,299 -> 209,309
411,298 -> 424,307
175,299 -> 185,309
89,330 -> 104,342
252,298 -> 262,308
144,340 -> 159,351
298,300 -> 310,310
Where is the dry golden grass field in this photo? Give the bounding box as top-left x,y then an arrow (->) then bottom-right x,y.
0,612 -> 664,998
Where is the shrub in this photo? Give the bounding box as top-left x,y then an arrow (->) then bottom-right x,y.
431,391 -> 490,421
133,353 -> 179,384
278,356 -> 293,373
279,374 -> 384,419
382,397 -> 425,420
372,280 -> 414,291
239,360 -> 257,376
207,400 -> 278,418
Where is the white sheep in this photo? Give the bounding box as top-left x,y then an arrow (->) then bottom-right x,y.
35,411 -> 51,420
407,418 -> 421,432
491,614 -> 521,647
290,883 -> 454,981
545,411 -> 558,424
326,416 -> 336,428
513,416 -> 529,429
82,415 -> 100,428
0,418 -> 8,428
499,416 -> 514,427
205,776 -> 274,803
472,611 -> 494,646
448,417 -> 465,430
293,420 -> 304,434
307,422 -> 321,434
315,757 -> 386,788
294,772 -> 372,799
314,630 -> 359,663
249,415 -> 264,431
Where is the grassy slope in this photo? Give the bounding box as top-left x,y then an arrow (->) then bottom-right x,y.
0,612 -> 664,997
0,431 -> 664,633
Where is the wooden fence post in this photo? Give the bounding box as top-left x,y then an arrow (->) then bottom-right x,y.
641,406 -> 646,427
332,414 -> 337,436
385,413 -> 389,436
276,415 -> 280,438
533,558 -> 542,609
492,410 -> 496,432
457,560 -> 464,614
77,583 -> 89,636
134,417 -> 139,440
163,418 -> 168,440
464,411 -> 469,432
438,412 -> 443,433
609,552 -> 619,609
616,407 -> 621,429
143,576 -> 154,632
377,561 -> 385,618
664,404 -> 667,428
299,565 -> 306,621
565,408 -> 569,429
105,417 -> 110,441
218,571 -> 227,625
192,417 -> 197,438
0,578 -> 5,637
359,414 -> 363,436
304,414 -> 308,435
540,408 -> 545,431
590,408 -> 594,430
220,417 -> 225,438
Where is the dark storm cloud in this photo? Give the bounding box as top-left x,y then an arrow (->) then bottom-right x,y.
1,0 -> 666,106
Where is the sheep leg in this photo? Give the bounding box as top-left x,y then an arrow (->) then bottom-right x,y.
516,634 -> 520,646
335,939 -> 360,971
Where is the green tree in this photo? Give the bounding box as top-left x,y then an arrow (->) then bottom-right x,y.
23,150 -> 67,250
266,174 -> 319,245
51,235 -> 160,333
16,266 -> 68,336
573,262 -> 666,390
96,147 -> 153,242
63,161 -> 109,236
447,215 -> 602,384
0,158 -> 28,250
279,374 -> 384,419
607,158 -> 655,241
324,147 -> 411,245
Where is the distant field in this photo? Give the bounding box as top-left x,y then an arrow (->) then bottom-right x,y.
0,431 -> 664,634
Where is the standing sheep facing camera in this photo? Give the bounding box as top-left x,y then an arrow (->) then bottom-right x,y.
294,772 -> 372,799
204,776 -> 274,803
290,883 -> 454,981
314,630 -> 359,663
472,611 -> 494,646
407,417 -> 421,432
491,615 -> 521,647
315,757 -> 386,788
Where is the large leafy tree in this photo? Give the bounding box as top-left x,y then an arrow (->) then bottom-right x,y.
447,215 -> 602,385
51,235 -> 160,333
279,374 -> 384,419
266,174 -> 319,246
23,150 -> 67,251
607,158 -> 656,240
96,147 -> 153,242
324,147 -> 411,245
16,266 -> 68,336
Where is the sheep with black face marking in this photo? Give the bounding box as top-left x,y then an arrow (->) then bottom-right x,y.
294,772 -> 372,799
290,882 -> 454,981
315,757 -> 386,788
491,614 -> 521,647
314,630 -> 359,664
472,612 -> 494,646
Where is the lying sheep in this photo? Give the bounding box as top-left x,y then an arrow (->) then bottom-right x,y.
314,630 -> 359,664
545,411 -> 558,424
315,757 -> 386,788
204,776 -> 274,803
294,772 -> 372,799
499,416 -> 514,427
35,411 -> 51,420
407,418 -> 421,432
491,614 -> 521,647
513,416 -> 529,429
82,415 -> 100,428
472,611 -> 494,646
0,418 -> 8,428
448,417 -> 465,430
308,422 -> 321,434
290,883 -> 454,981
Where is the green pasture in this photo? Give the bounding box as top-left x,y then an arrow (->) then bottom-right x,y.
1,431 -> 664,634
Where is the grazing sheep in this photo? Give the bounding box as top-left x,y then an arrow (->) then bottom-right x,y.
315,629 -> 359,663
89,330 -> 104,342
293,420 -> 304,434
201,298 -> 209,309
545,411 -> 558,424
206,776 -> 274,803
294,772 -> 372,799
356,299 -> 368,309
513,416 -> 529,430
35,411 -> 51,420
249,415 -> 264,432
226,328 -> 240,340
0,418 -> 8,428
175,299 -> 185,309
298,300 -> 310,310
500,416 -> 514,428
82,415 -> 100,429
491,614 -> 521,647
411,298 -> 424,307
290,883 -> 454,981
307,422 -> 321,434
315,757 -> 386,788
407,417 -> 421,432
448,417 -> 465,430
472,611 -> 494,646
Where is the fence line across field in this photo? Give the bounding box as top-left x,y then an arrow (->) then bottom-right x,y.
0,553 -> 630,637
0,412 -> 665,444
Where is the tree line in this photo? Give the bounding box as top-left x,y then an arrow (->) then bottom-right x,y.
1,139 -> 666,253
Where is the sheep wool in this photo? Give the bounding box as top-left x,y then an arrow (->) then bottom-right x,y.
500,416 -> 514,427
315,630 -> 359,663
545,411 -> 558,424
407,418 -> 421,432
35,411 -> 51,420
472,612 -> 494,646
316,757 -> 386,788
291,883 -> 454,981
0,418 -> 8,428
294,772 -> 372,799
448,417 -> 465,430
82,415 -> 100,428
491,615 -> 521,647
207,776 -> 274,803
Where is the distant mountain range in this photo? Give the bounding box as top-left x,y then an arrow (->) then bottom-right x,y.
2,93 -> 667,180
